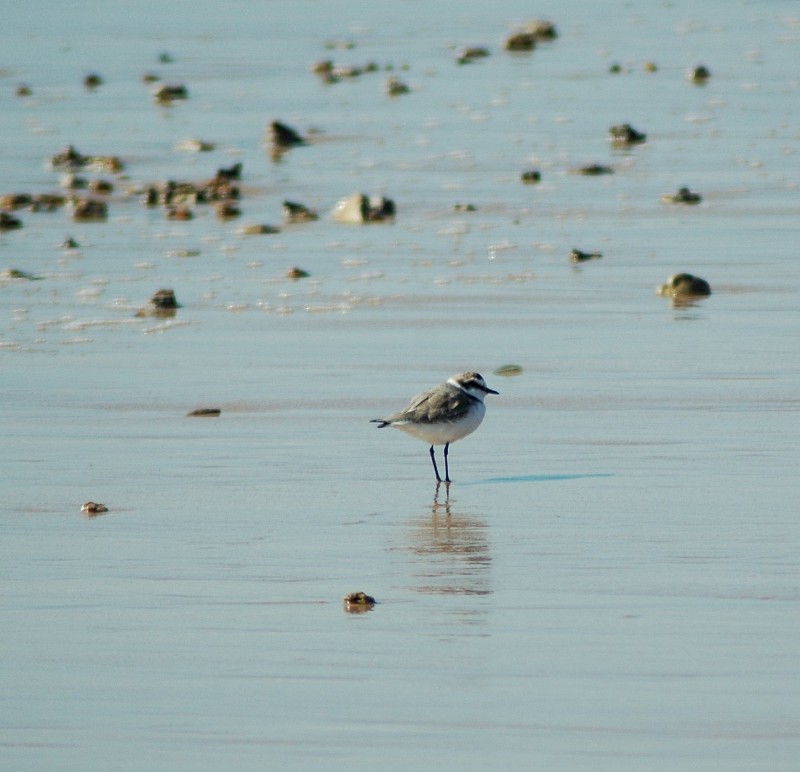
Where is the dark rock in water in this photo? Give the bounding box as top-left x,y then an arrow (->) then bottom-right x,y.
608,123 -> 647,145
456,46 -> 490,64
16,84 -> 33,97
88,179 -> 114,196
49,145 -> 85,170
268,120 -> 306,149
239,223 -> 280,235
153,83 -> 188,104
343,591 -> 376,612
453,203 -> 477,212
216,162 -> 242,180
166,205 -> 193,221
523,19 -> 558,41
215,202 -> 241,220
30,193 -> 67,212
84,73 -> 103,89
49,145 -> 124,173
571,164 -> 614,176
187,408 -> 221,417
285,267 -> 311,279
62,236 -> 80,249
81,501 -> 108,516
2,267 -> 43,280
656,273 -> 711,298
158,52 -> 174,64
504,32 -> 536,52
282,200 -> 319,223
569,248 -> 602,263
520,169 -> 541,184
0,193 -> 33,210
330,193 -> 395,223
385,76 -> 410,96
71,199 -> 108,222
149,288 -> 181,309
0,212 -> 23,230
688,65 -> 711,83
662,187 -> 702,205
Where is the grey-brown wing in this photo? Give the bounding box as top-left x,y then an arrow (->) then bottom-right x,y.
388,384 -> 474,424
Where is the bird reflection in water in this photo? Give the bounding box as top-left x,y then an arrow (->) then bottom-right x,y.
405,483 -> 492,598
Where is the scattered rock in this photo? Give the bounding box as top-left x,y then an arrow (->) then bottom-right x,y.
81,501 -> 108,516
152,288 -> 181,309
286,267 -> 310,279
175,138 -> 215,152
187,408 -> 221,417
0,212 -> 23,230
520,169 -> 541,184
142,173 -> 240,209
453,203 -> 477,212
29,193 -> 67,212
504,32 -> 536,52
2,268 -> 43,280
385,76 -> 410,96
1,193 -> 33,210
268,120 -> 306,149
216,162 -> 242,180
643,61 -> 658,73
456,46 -> 490,64
282,200 -> 319,223
158,52 -> 174,64
688,65 -> 711,84
16,84 -> 32,97
71,199 -> 108,222
49,145 -> 124,173
215,202 -> 241,220
137,288 -> 181,317
239,223 -> 280,235
166,205 -> 193,221
88,179 -> 114,196
61,237 -> 80,249
60,174 -> 88,190
330,193 -> 395,224
523,19 -> 558,41
608,123 -> 647,146
662,187 -> 702,205
656,273 -> 711,298
569,249 -> 602,263
83,73 -> 103,89
153,83 -> 188,104
570,164 -> 614,176
343,591 -> 376,612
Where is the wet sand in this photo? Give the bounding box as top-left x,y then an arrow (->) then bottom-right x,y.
2,1 -> 799,769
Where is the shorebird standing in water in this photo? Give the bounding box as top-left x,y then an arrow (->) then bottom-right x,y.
371,371 -> 498,483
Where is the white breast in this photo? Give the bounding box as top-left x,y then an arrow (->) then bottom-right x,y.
393,401 -> 485,445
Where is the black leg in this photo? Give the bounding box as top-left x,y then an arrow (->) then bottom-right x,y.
429,445 -> 442,482
443,442 -> 451,483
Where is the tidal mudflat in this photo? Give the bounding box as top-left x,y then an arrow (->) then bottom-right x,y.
2,1 -> 799,769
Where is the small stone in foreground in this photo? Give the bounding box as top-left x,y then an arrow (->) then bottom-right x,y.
343,592 -> 376,612
569,248 -> 603,263
81,501 -> 108,516
656,273 -> 711,298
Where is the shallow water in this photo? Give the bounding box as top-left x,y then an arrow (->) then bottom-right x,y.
2,1 -> 799,769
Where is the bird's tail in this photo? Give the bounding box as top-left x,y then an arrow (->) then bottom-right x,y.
371,419 -> 390,428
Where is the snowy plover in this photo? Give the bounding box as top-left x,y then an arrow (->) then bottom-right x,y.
371,371 -> 498,483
